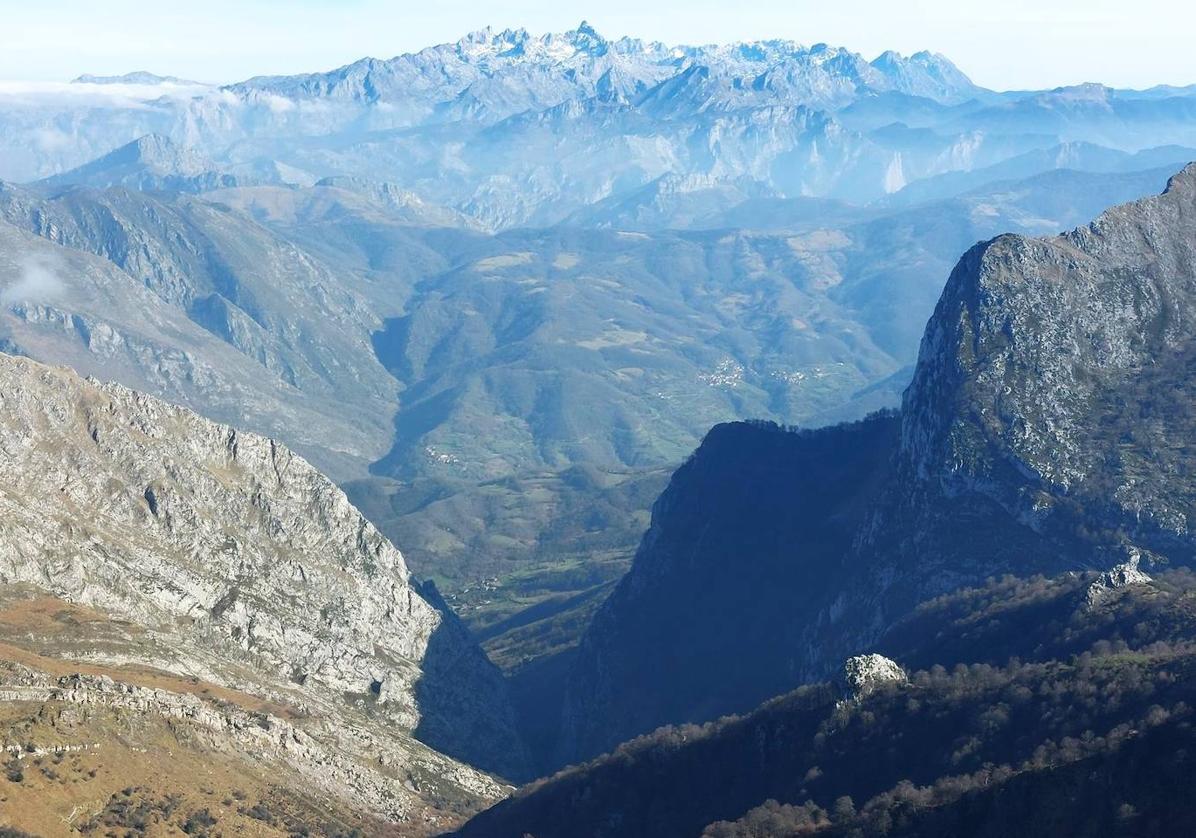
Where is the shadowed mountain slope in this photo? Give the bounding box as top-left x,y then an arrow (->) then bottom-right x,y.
458,570 -> 1196,836
557,163 -> 1196,766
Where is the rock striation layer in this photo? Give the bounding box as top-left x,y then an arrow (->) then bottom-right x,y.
0,351 -> 529,780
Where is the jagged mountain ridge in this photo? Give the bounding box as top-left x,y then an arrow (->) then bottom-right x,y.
6,23 -> 1196,228
557,162 -> 1196,765
0,350 -> 529,787
230,23 -> 984,115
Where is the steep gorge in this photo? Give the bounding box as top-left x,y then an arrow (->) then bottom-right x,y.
558,162 -> 1196,765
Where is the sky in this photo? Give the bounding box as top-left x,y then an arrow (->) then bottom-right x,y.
1,0 -> 1193,91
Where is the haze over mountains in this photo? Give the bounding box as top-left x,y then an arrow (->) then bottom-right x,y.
4,22 -> 1196,225
2,19 -> 1196,835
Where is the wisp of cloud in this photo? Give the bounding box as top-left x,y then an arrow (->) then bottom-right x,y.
0,255 -> 67,307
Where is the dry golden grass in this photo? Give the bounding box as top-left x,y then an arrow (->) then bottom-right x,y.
0,593 -> 299,720
0,698 -> 400,837
0,588 -> 424,837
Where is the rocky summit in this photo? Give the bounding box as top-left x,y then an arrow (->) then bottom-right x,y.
39,134 -> 249,194
871,162 -> 1196,614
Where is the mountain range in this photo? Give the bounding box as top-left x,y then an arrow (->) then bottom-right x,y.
3,35 -> 1193,689
2,22 -> 1196,835
4,23 -> 1196,227
3,156 -> 1188,836
1,155 -> 1180,683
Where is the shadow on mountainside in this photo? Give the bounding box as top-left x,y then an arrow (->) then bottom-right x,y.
413,580 -> 534,783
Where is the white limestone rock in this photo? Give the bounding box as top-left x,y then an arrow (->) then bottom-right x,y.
838,653 -> 907,700
1085,548 -> 1153,608
0,352 -> 528,780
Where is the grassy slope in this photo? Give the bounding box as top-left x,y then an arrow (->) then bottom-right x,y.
0,588 -> 473,838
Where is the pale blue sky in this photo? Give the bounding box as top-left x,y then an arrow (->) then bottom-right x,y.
1,0 -> 1192,91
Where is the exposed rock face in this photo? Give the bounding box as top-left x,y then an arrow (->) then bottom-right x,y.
837,654 -> 906,700
558,163 -> 1196,767
1085,549 -> 1154,607
851,162 -> 1196,626
0,582 -> 510,829
0,352 -> 528,779
832,161 -> 1196,640
0,662 -> 503,820
902,163 -> 1196,551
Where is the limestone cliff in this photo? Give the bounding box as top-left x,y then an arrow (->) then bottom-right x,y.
0,352 -> 529,785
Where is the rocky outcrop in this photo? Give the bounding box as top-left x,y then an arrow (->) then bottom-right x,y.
836,654 -> 906,700
860,160 -> 1196,615
1085,549 -> 1154,607
901,163 -> 1196,551
0,662 -> 507,819
844,162 -> 1196,630
0,352 -> 528,780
